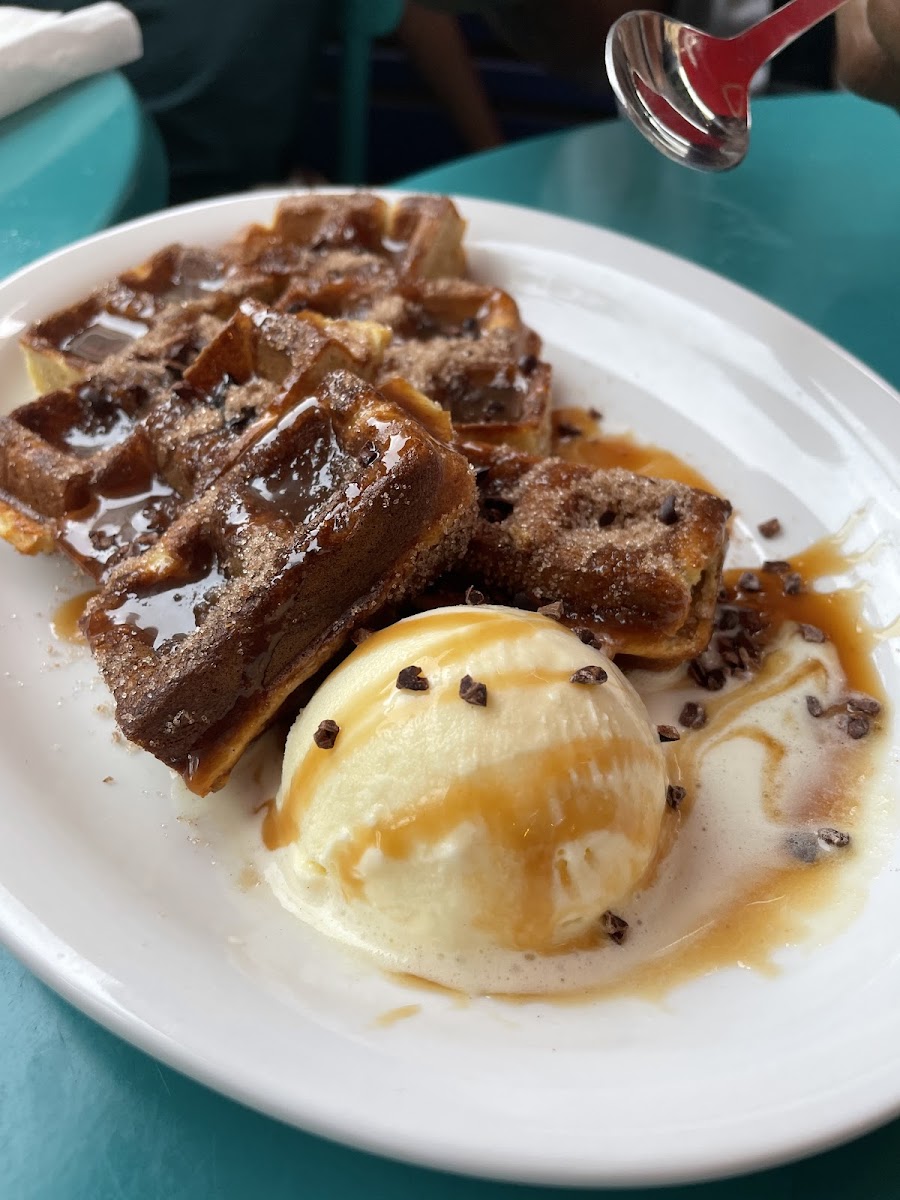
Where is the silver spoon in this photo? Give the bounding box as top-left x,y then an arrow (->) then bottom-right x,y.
606,0 -> 847,171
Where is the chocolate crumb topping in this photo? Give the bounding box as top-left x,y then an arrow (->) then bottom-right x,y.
575,627 -> 603,649
798,623 -> 826,643
571,665 -> 608,685
679,700 -> 707,729
313,719 -> 340,749
785,830 -> 820,864
358,441 -> 378,466
666,784 -> 686,810
465,585 -> 486,606
758,518 -> 782,538
846,715 -> 870,739
459,674 -> 488,706
806,695 -> 824,718
350,628 -> 372,646
657,724 -> 680,742
657,494 -> 679,525
555,421 -> 582,439
688,659 -> 726,691
847,693 -> 881,716
818,827 -> 851,847
783,572 -> 803,596
601,910 -> 629,944
537,600 -> 564,620
762,559 -> 791,574
737,571 -> 761,593
397,665 -> 429,692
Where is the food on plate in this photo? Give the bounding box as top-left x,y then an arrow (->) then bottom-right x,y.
81,371 -> 476,795
453,439 -> 731,665
264,605 -> 667,992
0,192 -> 888,999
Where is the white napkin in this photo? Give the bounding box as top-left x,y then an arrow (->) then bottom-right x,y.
0,3 -> 143,123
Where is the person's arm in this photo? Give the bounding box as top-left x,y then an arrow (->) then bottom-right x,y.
418,0 -> 666,90
836,0 -> 900,109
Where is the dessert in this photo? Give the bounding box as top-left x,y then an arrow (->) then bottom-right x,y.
22,194 -> 467,392
264,606 -> 668,993
81,370 -> 477,795
446,441 -> 732,664
1,192 -> 887,1005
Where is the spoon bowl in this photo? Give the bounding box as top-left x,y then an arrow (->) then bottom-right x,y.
606,0 -> 847,171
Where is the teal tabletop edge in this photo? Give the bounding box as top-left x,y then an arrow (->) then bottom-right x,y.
0,70 -> 167,279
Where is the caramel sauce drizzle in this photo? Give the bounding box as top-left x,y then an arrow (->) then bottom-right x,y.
552,406 -> 717,494
50,589 -> 97,643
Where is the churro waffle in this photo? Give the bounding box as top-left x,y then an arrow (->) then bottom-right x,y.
280,279 -> 552,452
455,441 -> 732,665
82,369 -> 477,794
1,305 -> 391,577
21,195 -> 468,392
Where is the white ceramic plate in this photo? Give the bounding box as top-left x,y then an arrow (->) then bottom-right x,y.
1,193 -> 899,1188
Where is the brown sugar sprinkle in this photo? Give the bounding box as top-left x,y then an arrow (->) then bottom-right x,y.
657,724 -> 681,743
555,421 -> 583,439
782,572 -> 803,595
459,674 -> 488,706
657,494 -> 679,525
846,715 -> 870,740
798,623 -> 827,643
570,665 -> 608,685
313,719 -> 340,750
758,518 -> 782,538
397,665 -> 429,692
537,600 -> 564,620
818,827 -> 851,848
847,693 -> 881,716
737,571 -> 761,593
666,784 -> 686,810
350,627 -> 373,646
465,585 -> 486,606
762,559 -> 791,575
806,695 -> 824,718
679,701 -> 707,729
601,910 -> 629,945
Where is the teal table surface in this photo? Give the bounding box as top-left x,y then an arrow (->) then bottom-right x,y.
406,92 -> 900,391
0,70 -> 167,279
3,92 -> 900,1200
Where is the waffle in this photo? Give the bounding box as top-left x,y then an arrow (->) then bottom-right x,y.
20,194 -> 467,393
81,369 -> 477,794
20,246 -> 278,394
455,441 -> 732,665
280,278 -> 552,452
1,304 -> 391,577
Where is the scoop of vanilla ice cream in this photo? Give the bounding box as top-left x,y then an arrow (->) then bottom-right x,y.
264,605 -> 668,993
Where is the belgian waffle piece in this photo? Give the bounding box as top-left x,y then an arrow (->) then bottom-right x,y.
20,194 -> 468,392
456,442 -> 731,665
281,278 -> 552,453
20,246 -> 278,393
81,369 -> 477,794
235,192 -> 467,303
0,305 -> 391,577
